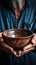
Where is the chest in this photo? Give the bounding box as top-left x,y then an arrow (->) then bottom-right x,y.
0,6 -> 35,32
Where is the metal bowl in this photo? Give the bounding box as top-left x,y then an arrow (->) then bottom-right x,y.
2,28 -> 33,50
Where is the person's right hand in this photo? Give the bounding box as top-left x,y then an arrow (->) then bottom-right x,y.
0,33 -> 19,57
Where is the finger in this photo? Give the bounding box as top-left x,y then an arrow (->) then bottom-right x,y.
0,33 -> 3,42
0,42 -> 19,57
0,38 -> 4,42
16,50 -> 21,57
16,44 -> 34,57
0,38 -> 19,57
18,46 -> 35,57
24,44 -> 34,50
32,34 -> 36,46
18,50 -> 21,55
20,47 -> 34,56
24,47 -> 35,54
14,43 -> 34,57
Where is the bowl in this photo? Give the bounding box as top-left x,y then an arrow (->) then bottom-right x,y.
2,28 -> 33,50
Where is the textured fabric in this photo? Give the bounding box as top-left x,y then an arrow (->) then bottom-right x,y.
0,3 -> 36,32
0,0 -> 36,65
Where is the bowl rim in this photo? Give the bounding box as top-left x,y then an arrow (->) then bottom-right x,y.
2,28 -> 33,39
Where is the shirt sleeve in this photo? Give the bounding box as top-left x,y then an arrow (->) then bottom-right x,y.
0,7 -> 5,32
32,16 -> 36,33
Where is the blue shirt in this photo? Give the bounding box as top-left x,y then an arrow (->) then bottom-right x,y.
0,1 -> 36,33
0,0 -> 36,65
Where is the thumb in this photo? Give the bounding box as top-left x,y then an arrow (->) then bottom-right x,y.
32,34 -> 36,46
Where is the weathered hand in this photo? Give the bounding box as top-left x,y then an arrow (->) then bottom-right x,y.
0,33 -> 36,57
16,34 -> 36,57
0,33 -> 19,57
16,44 -> 34,57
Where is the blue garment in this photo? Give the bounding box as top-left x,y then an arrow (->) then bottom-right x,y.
0,0 -> 36,65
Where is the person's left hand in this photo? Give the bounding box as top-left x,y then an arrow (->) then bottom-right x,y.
16,34 -> 36,57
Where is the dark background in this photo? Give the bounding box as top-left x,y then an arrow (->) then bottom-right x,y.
0,0 -> 36,11
0,0 -> 36,6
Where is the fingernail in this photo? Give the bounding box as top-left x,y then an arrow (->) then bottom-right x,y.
19,51 -> 21,55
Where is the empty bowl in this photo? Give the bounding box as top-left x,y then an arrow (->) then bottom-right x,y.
2,28 -> 33,50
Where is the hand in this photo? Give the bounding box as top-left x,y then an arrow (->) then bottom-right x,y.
0,33 -> 35,58
32,34 -> 36,46
16,44 -> 34,57
16,34 -> 36,57
0,33 -> 19,57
